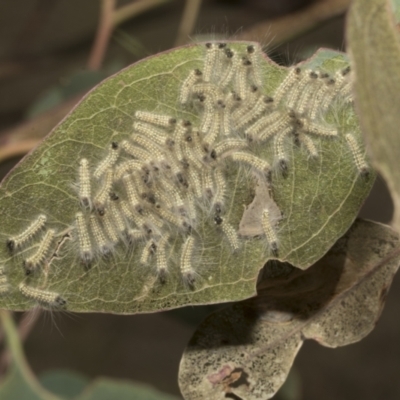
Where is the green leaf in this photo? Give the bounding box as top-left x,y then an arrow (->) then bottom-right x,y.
0,42 -> 374,314
39,370 -> 88,399
0,311 -> 62,400
75,378 -> 179,400
347,0 -> 400,228
179,219 -> 400,400
0,314 -> 178,400
390,0 -> 400,21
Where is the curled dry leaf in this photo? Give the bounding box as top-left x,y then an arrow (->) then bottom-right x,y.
0,42 -> 373,314
179,219 -> 400,400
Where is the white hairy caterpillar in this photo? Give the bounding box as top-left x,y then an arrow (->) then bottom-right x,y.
75,212 -> 93,266
234,95 -> 274,130
219,48 -> 239,88
140,239 -> 156,265
130,133 -> 168,163
298,119 -> 337,137
212,139 -> 248,158
0,268 -> 9,295
132,122 -> 169,147
19,282 -> 66,308
345,133 -> 369,177
156,234 -> 170,283
78,158 -> 91,209
7,214 -> 47,252
93,142 -> 120,180
24,229 -> 56,274
244,111 -> 283,141
226,152 -> 271,176
202,169 -> 214,199
120,140 -> 152,162
246,44 -> 263,87
180,235 -> 197,286
93,169 -> 114,215
262,209 -> 279,255
296,133 -> 318,158
274,126 -> 293,172
179,69 -> 203,104
286,69 -> 318,110
90,214 -> 112,257
309,76 -> 336,120
203,42 -> 219,82
235,57 -> 252,100
213,168 -> 227,213
135,111 -> 176,129
221,220 -> 240,251
114,160 -> 144,181
122,173 -> 143,212
273,67 -> 301,104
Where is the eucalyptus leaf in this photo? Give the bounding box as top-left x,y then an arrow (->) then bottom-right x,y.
76,379 -> 179,400
347,0 -> 400,228
0,42 -> 374,313
179,219 -> 400,400
0,311 -> 62,400
39,370 -> 88,399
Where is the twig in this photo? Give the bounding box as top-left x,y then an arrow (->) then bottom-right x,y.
236,0 -> 351,49
113,0 -> 171,27
87,0 -> 117,71
175,0 -> 202,46
0,93 -> 84,164
0,140 -> 41,163
0,310 -> 42,374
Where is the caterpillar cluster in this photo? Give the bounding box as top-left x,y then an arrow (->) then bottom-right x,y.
3,42 -> 369,309
4,214 -> 65,307
6,215 -> 57,277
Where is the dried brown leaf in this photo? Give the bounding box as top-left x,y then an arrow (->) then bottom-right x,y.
179,219 -> 400,399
